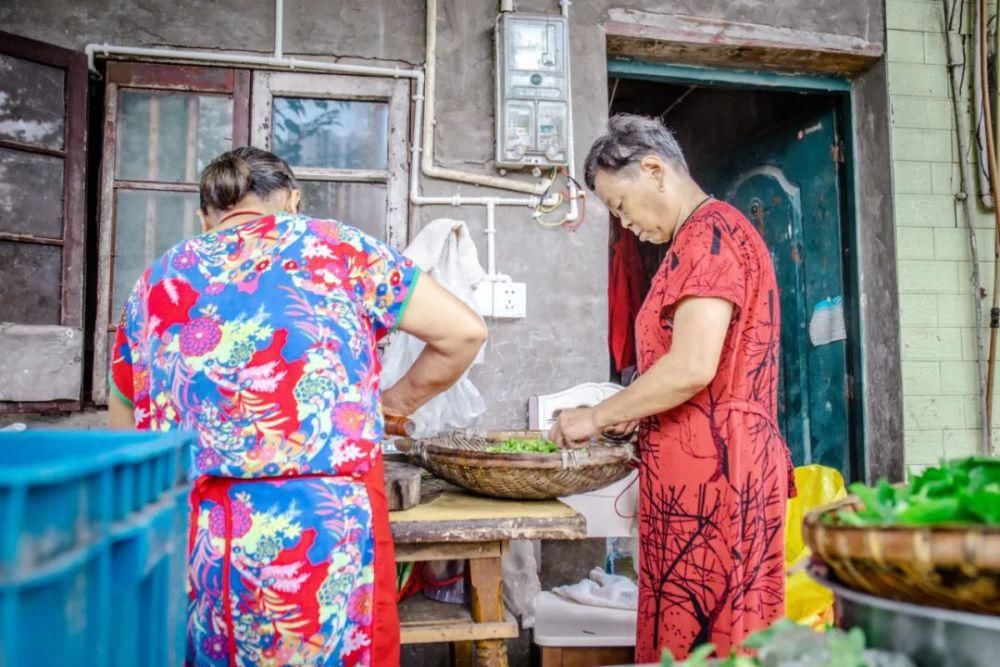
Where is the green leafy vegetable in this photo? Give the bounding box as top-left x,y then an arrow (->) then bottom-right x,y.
836,456 -> 1000,527
485,438 -> 559,454
659,619 -> 913,667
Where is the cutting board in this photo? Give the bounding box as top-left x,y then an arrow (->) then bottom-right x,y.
384,461 -> 424,511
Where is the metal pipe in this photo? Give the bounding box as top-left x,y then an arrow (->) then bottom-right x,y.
944,0 -> 990,452
978,0 -> 1000,444
274,0 -> 284,59
558,0 -> 580,225
421,0 -> 549,196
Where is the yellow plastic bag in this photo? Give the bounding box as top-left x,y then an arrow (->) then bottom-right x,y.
784,465 -> 847,630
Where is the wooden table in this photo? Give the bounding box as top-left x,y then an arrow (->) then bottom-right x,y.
390,490 -> 587,667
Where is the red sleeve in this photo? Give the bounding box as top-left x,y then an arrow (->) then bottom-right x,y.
660,212 -> 746,311
110,322 -> 135,407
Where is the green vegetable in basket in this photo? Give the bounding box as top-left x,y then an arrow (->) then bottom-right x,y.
485,438 -> 559,454
660,620 -> 913,667
834,456 -> 1000,527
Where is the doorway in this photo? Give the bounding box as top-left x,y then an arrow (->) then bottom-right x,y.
606,64 -> 860,479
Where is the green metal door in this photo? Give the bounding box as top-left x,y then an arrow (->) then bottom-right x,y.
701,107 -> 851,475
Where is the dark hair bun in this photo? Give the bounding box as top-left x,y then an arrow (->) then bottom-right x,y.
199,146 -> 298,213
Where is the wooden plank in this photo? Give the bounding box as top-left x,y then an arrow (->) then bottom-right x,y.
106,61 -> 236,93
399,597 -> 518,644
61,50 -> 88,331
390,491 -> 586,543
453,641 -> 474,667
183,96 -> 199,238
394,541 -> 501,563
385,461 -> 423,511
469,557 -> 504,624
0,31 -> 79,69
144,96 -> 160,268
113,180 -> 200,192
605,10 -> 883,75
92,78 -> 119,403
469,556 -> 508,667
0,232 -> 64,246
232,70 -> 252,146
0,138 -> 65,158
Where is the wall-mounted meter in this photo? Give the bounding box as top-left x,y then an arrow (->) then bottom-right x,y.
495,13 -> 570,169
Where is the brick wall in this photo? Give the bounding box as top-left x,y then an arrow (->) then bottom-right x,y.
887,0 -> 998,473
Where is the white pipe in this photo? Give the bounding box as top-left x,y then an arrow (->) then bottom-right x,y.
84,0 -> 578,219
85,43 -> 420,81
274,0 -> 284,59
559,0 -> 581,225
486,201 -> 497,277
422,0 -> 549,197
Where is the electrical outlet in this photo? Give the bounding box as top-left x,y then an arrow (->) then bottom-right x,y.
492,282 -> 527,319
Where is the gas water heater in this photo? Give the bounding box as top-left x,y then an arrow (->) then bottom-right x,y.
495,12 -> 571,169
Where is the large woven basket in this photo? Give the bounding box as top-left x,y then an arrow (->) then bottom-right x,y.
396,430 -> 635,500
803,498 -> 1000,614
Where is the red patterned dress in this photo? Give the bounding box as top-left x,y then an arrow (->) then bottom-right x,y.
633,200 -> 795,661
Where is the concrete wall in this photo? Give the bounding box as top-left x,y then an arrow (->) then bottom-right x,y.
1,0 -> 890,435
885,0 -> 1000,472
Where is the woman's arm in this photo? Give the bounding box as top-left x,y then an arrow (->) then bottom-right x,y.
549,296 -> 733,447
381,275 -> 488,416
108,391 -> 136,430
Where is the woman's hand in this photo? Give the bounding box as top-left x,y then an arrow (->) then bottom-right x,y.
548,407 -> 602,448
601,420 -> 638,440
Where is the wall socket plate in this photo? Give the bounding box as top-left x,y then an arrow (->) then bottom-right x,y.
472,281 -> 527,319
492,282 -> 527,319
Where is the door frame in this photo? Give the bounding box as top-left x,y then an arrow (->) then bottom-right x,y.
607,57 -> 870,483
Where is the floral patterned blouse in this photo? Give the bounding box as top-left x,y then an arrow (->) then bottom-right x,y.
110,213 -> 418,666
110,212 -> 420,480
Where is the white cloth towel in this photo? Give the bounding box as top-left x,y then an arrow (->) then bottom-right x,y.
403,218 -> 486,283
550,567 -> 638,611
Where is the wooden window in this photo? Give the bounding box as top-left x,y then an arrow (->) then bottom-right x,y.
92,63 -> 250,403
0,32 -> 87,410
251,71 -> 410,247
93,65 -> 411,404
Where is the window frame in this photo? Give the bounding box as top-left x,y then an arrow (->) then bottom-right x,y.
250,71 -> 410,248
0,31 -> 88,412
92,62 -> 250,403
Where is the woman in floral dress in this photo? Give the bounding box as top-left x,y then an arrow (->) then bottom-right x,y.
109,147 -> 487,667
550,115 -> 795,661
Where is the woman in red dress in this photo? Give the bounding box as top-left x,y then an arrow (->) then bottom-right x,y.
550,114 -> 794,661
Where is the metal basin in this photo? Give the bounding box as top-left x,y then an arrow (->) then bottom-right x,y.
814,572 -> 1000,667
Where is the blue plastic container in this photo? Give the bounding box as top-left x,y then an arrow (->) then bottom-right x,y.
0,431 -> 193,667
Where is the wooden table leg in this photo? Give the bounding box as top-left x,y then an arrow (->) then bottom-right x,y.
452,641 -> 473,667
467,553 -> 507,667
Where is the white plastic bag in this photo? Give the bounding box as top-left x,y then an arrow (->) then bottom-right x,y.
381,219 -> 487,436
502,539 -> 542,627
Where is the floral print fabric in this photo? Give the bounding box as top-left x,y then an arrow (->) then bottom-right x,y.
111,213 -> 418,479
188,476 -> 376,666
110,213 -> 418,666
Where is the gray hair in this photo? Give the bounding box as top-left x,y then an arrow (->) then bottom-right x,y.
583,113 -> 689,190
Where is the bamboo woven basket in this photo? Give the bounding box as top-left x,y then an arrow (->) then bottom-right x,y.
803,498 -> 1000,615
395,430 -> 635,500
